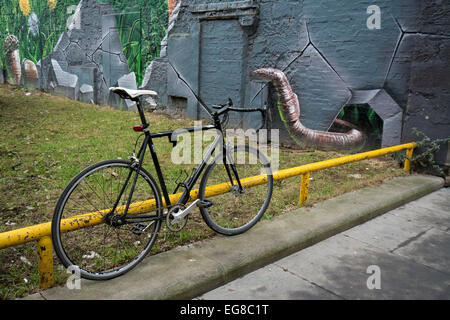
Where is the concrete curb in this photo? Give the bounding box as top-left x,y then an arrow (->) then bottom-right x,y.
25,174 -> 444,300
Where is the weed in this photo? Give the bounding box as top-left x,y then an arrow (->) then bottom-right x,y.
394,128 -> 450,175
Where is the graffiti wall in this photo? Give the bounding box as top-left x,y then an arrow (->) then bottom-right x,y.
141,0 -> 449,164
1,0 -> 449,164
0,0 -> 167,108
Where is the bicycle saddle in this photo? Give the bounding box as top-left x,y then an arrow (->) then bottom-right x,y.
109,87 -> 158,100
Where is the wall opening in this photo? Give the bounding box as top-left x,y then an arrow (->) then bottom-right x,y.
334,104 -> 383,150
169,95 -> 188,117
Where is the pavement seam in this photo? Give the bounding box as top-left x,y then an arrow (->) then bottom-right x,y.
272,262 -> 346,300
390,227 -> 434,253
343,232 -> 450,278
392,250 -> 450,277
38,291 -> 48,300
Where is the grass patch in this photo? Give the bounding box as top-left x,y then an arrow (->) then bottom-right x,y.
0,84 -> 408,299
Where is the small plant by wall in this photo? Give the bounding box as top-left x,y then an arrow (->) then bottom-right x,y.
400,129 -> 450,176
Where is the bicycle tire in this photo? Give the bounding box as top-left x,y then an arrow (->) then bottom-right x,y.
51,159 -> 163,280
198,145 -> 273,236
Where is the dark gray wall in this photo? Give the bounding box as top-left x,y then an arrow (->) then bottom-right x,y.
142,0 -> 449,164
395,1 -> 450,166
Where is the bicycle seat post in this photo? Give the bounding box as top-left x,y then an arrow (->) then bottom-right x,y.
135,98 -> 149,131
109,87 -> 158,132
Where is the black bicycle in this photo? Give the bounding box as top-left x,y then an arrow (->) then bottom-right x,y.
51,87 -> 273,280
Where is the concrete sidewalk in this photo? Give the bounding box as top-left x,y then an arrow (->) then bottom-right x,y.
198,188 -> 450,300
25,174 -> 444,300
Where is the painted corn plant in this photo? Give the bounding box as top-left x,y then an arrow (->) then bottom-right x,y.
0,0 -> 79,68
99,0 -> 168,85
0,0 -> 168,86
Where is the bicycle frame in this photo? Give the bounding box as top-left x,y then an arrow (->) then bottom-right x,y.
110,97 -> 242,224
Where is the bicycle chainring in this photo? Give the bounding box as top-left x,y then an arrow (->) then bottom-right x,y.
166,205 -> 188,232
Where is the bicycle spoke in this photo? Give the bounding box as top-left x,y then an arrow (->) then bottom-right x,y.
53,160 -> 162,280
199,146 -> 273,235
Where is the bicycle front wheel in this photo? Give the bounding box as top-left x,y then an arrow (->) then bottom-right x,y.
51,159 -> 162,280
199,145 -> 273,236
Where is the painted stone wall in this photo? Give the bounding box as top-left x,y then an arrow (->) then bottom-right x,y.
0,0 -> 168,109
142,0 -> 449,164
1,0 -> 449,164
401,3 -> 450,166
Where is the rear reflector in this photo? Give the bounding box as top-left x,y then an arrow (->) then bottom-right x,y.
133,125 -> 143,132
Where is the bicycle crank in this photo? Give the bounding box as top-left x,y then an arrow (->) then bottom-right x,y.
166,205 -> 189,232
165,199 -> 213,232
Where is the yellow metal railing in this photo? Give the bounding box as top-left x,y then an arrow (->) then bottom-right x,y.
0,142 -> 417,289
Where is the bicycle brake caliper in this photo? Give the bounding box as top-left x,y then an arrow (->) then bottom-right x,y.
128,153 -> 139,168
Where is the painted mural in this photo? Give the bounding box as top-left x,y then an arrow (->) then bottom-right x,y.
0,0 -> 167,107
141,0 -> 449,162
1,0 -> 449,162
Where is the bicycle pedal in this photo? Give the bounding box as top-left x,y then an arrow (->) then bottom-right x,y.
131,223 -> 146,235
197,200 -> 213,208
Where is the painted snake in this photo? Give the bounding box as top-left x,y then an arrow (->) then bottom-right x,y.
252,68 -> 364,148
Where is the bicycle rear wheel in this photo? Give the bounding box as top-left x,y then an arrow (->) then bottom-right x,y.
51,159 -> 162,280
199,145 -> 273,236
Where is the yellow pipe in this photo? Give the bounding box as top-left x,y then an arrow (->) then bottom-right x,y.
0,142 -> 417,250
37,236 -> 54,289
404,148 -> 414,171
274,142 -> 417,181
299,172 -> 310,206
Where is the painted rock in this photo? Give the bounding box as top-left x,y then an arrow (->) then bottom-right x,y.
22,59 -> 39,88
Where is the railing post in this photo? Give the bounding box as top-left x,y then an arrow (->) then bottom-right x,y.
37,236 -> 54,289
298,172 -> 310,206
404,148 -> 414,171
